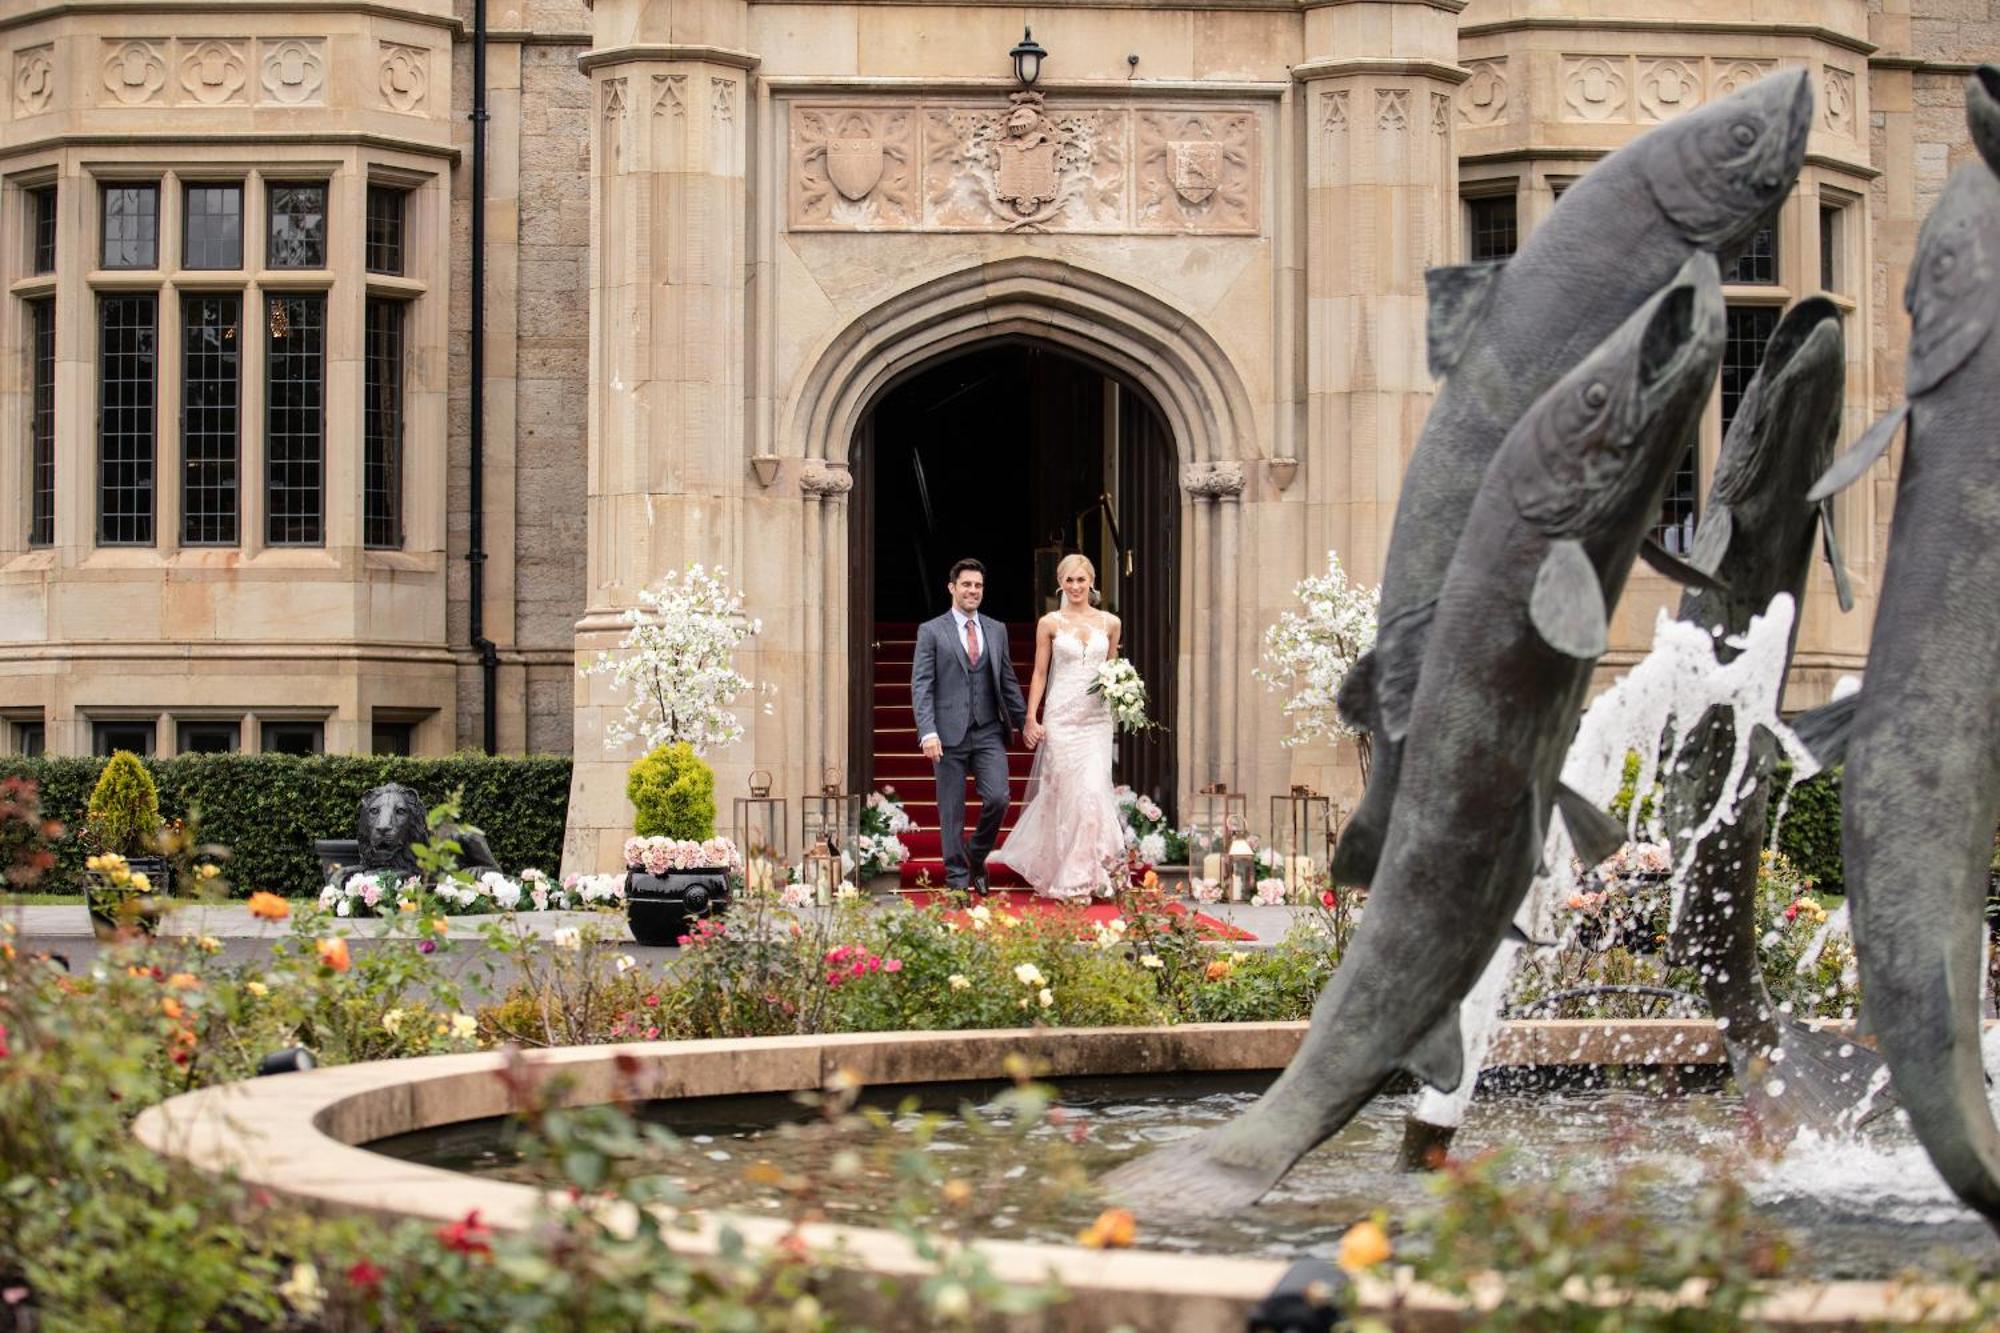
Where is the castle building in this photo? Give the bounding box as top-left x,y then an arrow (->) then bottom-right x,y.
0,1 -> 1988,871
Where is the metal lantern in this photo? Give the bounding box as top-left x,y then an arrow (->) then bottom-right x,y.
1226,825 -> 1257,905
1008,26 -> 1046,87
1191,782 -> 1249,883
1271,785 -> 1333,900
802,767 -> 858,859
803,833 -> 841,909
733,772 -> 787,891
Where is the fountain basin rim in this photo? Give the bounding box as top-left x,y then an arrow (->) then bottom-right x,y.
133,1021 -> 1972,1330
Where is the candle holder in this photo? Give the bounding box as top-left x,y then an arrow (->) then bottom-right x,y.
1190,781 -> 1249,885
1225,820 -> 1257,905
803,832 -> 841,908
802,767 -> 858,858
1271,785 -> 1333,902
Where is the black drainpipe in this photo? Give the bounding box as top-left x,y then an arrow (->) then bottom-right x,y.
468,0 -> 499,753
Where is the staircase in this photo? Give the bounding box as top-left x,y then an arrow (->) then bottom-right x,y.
871,620 -> 1039,887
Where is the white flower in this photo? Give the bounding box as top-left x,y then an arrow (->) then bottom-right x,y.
1038,987 -> 1055,1009
948,974 -> 971,990
576,564 -> 772,756
278,1263 -> 324,1318
1253,878 -> 1288,906
835,880 -> 860,902
490,876 -> 522,911
780,882 -> 814,909
1191,879 -> 1224,904
1014,963 -> 1047,987
1140,954 -> 1163,970
967,905 -> 992,930
932,1284 -> 971,1321
1137,832 -> 1167,866
615,954 -> 638,973
449,1013 -> 478,1041
381,1008 -> 405,1035
335,898 -> 351,917
552,927 -> 582,952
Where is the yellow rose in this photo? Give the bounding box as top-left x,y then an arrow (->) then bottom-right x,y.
1337,1219 -> 1392,1272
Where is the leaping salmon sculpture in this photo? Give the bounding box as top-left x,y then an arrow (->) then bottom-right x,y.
1332,68 -> 1814,887
1798,79 -> 2000,1236
1106,256 -> 1727,1213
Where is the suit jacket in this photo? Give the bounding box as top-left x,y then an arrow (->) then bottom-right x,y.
910,611 -> 1028,748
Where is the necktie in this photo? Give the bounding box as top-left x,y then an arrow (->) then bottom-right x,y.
964,618 -> 981,668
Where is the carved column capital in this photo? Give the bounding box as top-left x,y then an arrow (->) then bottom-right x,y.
799,461 -> 854,501
1181,462 -> 1247,500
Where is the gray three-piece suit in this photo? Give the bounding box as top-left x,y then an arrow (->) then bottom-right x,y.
909,611 -> 1028,887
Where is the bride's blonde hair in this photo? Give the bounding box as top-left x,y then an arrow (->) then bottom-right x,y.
1055,553 -> 1096,593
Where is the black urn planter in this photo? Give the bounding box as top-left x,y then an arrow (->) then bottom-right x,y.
86,853 -> 171,939
625,867 -> 730,947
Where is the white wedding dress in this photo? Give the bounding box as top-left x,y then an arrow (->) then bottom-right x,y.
990,626 -> 1127,900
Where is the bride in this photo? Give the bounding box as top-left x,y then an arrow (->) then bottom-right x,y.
989,554 -> 1128,900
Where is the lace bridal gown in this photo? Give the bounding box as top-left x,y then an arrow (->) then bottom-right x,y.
990,626 -> 1127,900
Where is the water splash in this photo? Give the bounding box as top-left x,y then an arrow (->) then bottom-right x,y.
1414,595 -> 1815,1133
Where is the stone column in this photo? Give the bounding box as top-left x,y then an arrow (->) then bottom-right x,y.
1290,1 -> 1465,798
1295,2 -> 1466,587
565,0 -> 759,873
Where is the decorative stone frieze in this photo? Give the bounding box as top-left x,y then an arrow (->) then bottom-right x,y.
1711,59 -> 1775,98
1375,88 -> 1410,131
14,44 -> 56,116
1562,55 -> 1629,122
379,41 -> 429,115
1821,65 -> 1856,136
1320,89 -> 1348,133
792,107 -> 918,227
1458,59 -> 1506,128
652,73 -> 684,119
1429,92 -> 1451,135
259,38 -> 324,105
789,96 -> 1260,236
1180,463 -> 1246,499
101,40 -> 167,106
1637,57 -> 1702,123
179,39 -> 249,106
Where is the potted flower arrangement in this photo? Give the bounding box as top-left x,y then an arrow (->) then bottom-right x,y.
81,750 -> 170,938
1114,785 -> 1186,870
854,787 -> 915,892
1256,551 -> 1381,777
580,564 -> 769,946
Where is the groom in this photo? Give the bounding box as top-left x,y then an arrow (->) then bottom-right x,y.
910,559 -> 1028,890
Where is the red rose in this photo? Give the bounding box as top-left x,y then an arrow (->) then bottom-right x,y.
438,1210 -> 493,1257
346,1260 -> 384,1292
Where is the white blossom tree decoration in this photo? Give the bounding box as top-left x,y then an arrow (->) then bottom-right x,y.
1255,551 -> 1381,776
579,564 -> 772,756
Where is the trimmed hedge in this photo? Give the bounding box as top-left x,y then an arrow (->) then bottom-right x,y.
1773,764 -> 1844,895
0,754 -> 573,896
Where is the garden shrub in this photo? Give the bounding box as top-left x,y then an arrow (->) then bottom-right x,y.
1773,763 -> 1843,894
626,742 -> 716,841
85,749 -> 161,856
0,753 -> 571,896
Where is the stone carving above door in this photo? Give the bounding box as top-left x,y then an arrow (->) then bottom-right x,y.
793,107 -> 918,227
790,96 -> 1260,235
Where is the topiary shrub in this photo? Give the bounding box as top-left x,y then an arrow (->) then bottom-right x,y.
626,743 -> 716,842
86,751 -> 161,857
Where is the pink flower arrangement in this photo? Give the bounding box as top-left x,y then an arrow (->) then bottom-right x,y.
624,835 -> 743,875
822,943 -> 902,987
1189,878 -> 1224,904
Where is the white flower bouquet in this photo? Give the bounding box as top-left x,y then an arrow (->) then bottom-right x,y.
1088,659 -> 1157,733
321,865 -> 615,916
854,788 -> 917,878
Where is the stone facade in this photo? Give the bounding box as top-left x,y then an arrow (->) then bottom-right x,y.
0,1 -> 1991,873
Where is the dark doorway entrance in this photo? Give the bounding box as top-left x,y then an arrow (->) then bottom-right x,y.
849,340 -> 1180,841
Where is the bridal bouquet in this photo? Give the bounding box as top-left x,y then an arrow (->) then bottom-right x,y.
1089,659 -> 1157,733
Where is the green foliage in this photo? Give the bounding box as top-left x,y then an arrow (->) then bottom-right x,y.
626,741 -> 716,841
0,753 -> 572,896
85,749 -> 161,856
1774,763 -> 1844,893
1607,749 -> 1659,828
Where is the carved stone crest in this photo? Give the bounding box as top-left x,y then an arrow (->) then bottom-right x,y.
1170,141 -> 1221,204
179,39 -> 247,106
259,38 -> 324,105
101,40 -> 166,106
995,92 -> 1060,215
827,138 -> 885,201
379,42 -> 428,115
1181,463 -> 1246,499
14,45 -> 56,117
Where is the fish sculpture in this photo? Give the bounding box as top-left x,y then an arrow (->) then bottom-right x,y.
1658,296 -> 1884,1134
1799,99 -> 2000,1235
1333,68 -> 1813,887
1106,256 -> 1727,1213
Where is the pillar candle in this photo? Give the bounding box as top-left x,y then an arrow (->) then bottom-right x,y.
1202,853 -> 1223,883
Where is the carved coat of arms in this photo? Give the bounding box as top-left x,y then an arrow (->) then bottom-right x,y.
995,95 -> 1060,215
1169,141 -> 1222,204
826,138 -> 885,202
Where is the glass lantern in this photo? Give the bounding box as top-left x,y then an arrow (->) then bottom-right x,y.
1190,782 -> 1249,884
1271,785 -> 1333,901
802,767 -> 858,861
1225,822 -> 1257,904
733,770 -> 786,895
803,833 -> 841,908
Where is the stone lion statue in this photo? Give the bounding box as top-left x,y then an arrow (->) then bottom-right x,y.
356,783 -> 501,877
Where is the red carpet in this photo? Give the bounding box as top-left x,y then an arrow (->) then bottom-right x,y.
899,888 -> 1257,942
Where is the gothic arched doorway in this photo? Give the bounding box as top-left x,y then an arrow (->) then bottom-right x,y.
848,339 -> 1180,883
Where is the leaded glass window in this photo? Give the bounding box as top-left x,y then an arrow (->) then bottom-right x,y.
97,293 -> 157,545
29,186 -> 56,273
29,298 -> 55,546
363,297 -> 406,548
182,183 -> 243,270
1725,221 -> 1779,285
1467,195 -> 1518,263
266,182 -> 327,269
265,293 -> 325,545
101,183 -> 159,269
365,185 -> 407,276
181,294 -> 241,545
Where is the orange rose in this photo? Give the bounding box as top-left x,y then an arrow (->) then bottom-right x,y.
1337,1219 -> 1392,1272
1204,959 -> 1233,982
160,996 -> 184,1020
1077,1207 -> 1137,1250
316,937 -> 351,973
246,892 -> 291,921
